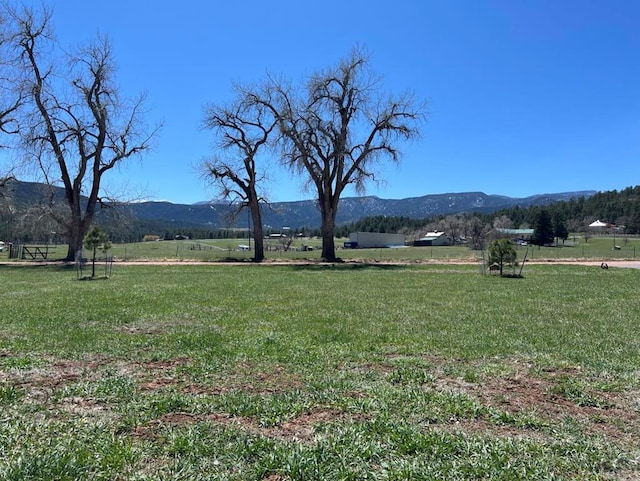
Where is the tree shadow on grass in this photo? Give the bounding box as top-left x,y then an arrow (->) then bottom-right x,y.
499,273 -> 525,279
219,257 -> 254,263
287,262 -> 405,271
0,262 -> 72,272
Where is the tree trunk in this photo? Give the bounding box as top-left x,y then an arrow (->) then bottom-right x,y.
65,218 -> 86,262
250,202 -> 265,262
320,206 -> 338,262
63,182 -> 98,261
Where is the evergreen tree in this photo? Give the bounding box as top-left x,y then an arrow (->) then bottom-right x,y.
552,211 -> 569,245
531,210 -> 555,246
83,226 -> 111,278
488,238 -> 516,275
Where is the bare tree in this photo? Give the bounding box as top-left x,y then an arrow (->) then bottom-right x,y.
467,216 -> 490,251
440,215 -> 464,244
261,49 -> 424,261
7,5 -> 157,260
493,215 -> 514,230
202,85 -> 277,262
0,8 -> 23,194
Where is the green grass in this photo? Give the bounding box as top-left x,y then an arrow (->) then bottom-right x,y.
105,237 -> 433,262
111,235 -> 640,262
0,263 -> 639,479
5,234 -> 638,263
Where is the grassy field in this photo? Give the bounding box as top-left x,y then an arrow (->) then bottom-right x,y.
1,263 -> 639,479
110,235 -> 640,263
3,234 -> 638,263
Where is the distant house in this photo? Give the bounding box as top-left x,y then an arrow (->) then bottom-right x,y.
413,231 -> 452,247
588,220 -> 609,229
496,228 -> 534,242
344,232 -> 406,249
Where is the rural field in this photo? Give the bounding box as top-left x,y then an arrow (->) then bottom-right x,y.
109,236 -> 640,264
3,235 -> 637,264
1,261 -> 639,480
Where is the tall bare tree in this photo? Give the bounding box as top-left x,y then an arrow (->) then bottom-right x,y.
0,8 -> 23,193
7,5 -> 157,260
263,49 -> 424,261
203,85 -> 277,262
438,215 -> 464,244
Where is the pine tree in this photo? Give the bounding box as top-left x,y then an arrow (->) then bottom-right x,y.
552,212 -> 569,245
531,210 -> 555,246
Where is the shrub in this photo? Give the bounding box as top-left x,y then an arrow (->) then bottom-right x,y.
488,238 -> 516,275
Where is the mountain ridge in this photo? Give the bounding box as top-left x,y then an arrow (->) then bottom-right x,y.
2,180 -> 596,229
125,190 -> 597,229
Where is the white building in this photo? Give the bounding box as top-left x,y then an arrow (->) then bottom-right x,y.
345,232 -> 406,249
588,220 -> 608,229
414,231 -> 453,247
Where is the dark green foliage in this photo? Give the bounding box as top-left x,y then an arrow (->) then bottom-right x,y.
531,210 -> 555,246
335,215 -> 423,237
491,186 -> 640,234
552,211 -> 569,244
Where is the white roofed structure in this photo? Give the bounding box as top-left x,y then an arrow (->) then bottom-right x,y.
589,220 -> 608,228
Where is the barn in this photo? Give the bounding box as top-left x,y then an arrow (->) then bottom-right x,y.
413,231 -> 453,246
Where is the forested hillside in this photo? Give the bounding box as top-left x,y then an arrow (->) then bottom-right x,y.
340,186 -> 640,238
491,186 -> 640,233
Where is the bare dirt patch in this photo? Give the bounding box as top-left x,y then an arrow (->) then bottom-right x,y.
258,409 -> 346,442
132,358 -> 304,397
435,360 -> 639,445
376,354 -> 640,446
206,361 -> 304,395
138,407 -> 347,444
58,395 -> 114,422
3,357 -> 112,398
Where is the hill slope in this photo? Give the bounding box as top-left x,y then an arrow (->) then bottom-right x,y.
124,191 -> 596,228
2,179 -> 595,230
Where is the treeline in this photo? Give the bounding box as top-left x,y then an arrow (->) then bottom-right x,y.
489,186 -> 640,233
334,216 -> 424,237
102,220 -> 253,244
336,186 -> 640,238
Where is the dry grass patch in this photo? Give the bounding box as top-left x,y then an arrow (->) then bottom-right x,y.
373,354 -> 640,449
133,407 -> 349,445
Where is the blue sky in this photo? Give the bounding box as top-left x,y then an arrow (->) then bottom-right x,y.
16,0 -> 640,204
